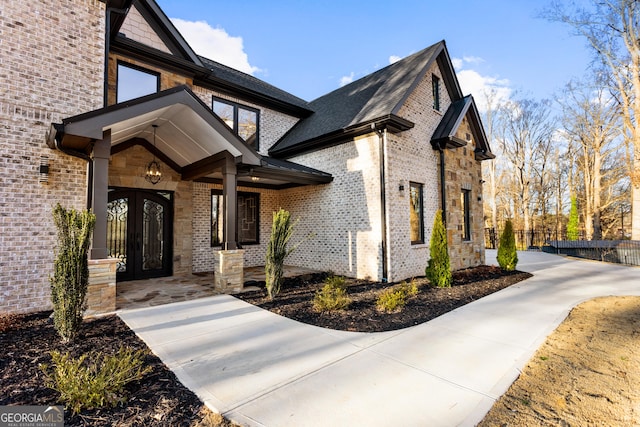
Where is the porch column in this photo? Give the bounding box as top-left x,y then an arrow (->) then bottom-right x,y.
222,153 -> 238,250
90,129 -> 111,259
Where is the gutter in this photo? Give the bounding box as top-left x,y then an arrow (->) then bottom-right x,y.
375,126 -> 389,282
46,124 -> 94,210
105,7 -> 130,108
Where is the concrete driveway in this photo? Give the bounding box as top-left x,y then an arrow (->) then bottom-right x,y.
118,251 -> 640,426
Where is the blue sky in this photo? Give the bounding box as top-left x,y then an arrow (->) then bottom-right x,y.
156,0 -> 593,111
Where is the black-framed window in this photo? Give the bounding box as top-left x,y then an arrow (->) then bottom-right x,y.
410,182 -> 424,244
212,97 -> 259,149
432,74 -> 440,111
211,190 -> 259,246
117,62 -> 160,103
461,189 -> 471,241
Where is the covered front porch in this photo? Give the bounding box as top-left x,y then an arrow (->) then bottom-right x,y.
47,85 -> 332,316
115,265 -> 321,310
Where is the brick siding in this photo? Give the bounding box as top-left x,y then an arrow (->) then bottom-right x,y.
0,0 -> 105,313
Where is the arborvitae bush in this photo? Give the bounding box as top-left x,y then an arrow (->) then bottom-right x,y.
50,204 -> 96,343
265,209 -> 298,300
567,196 -> 579,241
425,210 -> 452,288
497,219 -> 518,271
39,346 -> 151,414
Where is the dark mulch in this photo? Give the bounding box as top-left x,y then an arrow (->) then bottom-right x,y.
1,265 -> 531,425
237,265 -> 533,332
0,312 -> 209,426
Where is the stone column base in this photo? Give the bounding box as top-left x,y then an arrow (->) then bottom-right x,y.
86,258 -> 118,316
214,250 -> 245,292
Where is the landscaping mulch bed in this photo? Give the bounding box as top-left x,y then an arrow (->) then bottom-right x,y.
0,312 -> 212,426
1,265 -> 530,425
237,265 -> 532,332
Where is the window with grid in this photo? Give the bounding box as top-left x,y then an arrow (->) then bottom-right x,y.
432,74 -> 441,111
211,190 -> 259,246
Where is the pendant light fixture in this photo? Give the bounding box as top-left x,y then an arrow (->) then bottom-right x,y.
145,124 -> 162,185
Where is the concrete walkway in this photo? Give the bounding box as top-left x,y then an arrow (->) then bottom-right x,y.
118,251 -> 640,426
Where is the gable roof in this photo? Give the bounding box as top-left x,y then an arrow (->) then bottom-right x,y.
269,41 -> 464,157
110,0 -> 313,117
431,95 -> 495,160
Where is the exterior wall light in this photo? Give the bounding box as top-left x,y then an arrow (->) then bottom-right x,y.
39,156 -> 50,183
399,180 -> 405,192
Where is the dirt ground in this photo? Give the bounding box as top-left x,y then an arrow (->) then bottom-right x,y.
479,296 -> 640,426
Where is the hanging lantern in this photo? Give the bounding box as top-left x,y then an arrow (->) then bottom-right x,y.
145,125 -> 162,185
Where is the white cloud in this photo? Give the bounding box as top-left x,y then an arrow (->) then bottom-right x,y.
171,18 -> 261,75
388,55 -> 402,64
339,72 -> 355,87
452,56 -> 511,113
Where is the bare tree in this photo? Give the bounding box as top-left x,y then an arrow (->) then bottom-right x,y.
480,88 -> 503,230
558,78 -> 623,239
496,98 -> 556,233
546,0 -> 640,238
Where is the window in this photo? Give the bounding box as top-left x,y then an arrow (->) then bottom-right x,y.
212,97 -> 259,149
410,182 -> 424,244
432,74 -> 440,111
211,190 -> 259,246
461,189 -> 471,241
117,62 -> 160,103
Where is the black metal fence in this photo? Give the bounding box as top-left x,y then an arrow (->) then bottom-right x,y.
484,228 -> 640,266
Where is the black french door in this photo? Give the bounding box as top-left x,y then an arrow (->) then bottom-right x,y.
107,189 -> 173,281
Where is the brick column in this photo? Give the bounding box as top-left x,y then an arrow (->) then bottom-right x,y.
213,249 -> 245,292
85,258 -> 118,316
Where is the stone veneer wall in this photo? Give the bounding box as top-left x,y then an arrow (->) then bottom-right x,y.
109,145 -> 193,275
118,4 -> 171,55
0,0 -> 105,314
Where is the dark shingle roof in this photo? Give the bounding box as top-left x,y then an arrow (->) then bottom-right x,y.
198,56 -> 311,113
269,41 -> 446,156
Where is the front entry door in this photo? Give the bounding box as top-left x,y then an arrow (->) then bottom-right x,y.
107,189 -> 173,281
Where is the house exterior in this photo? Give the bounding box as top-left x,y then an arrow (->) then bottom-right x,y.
0,0 -> 493,315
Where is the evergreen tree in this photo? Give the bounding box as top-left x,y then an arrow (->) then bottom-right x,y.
265,209 -> 298,300
497,219 -> 518,271
425,210 -> 452,287
50,204 -> 96,343
567,196 -> 579,240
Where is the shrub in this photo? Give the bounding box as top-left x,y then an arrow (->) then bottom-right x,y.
398,278 -> 419,297
376,288 -> 406,313
567,196 -> 579,240
425,210 -> 452,288
497,219 -> 518,271
265,209 -> 298,300
313,277 -> 351,312
50,204 -> 96,343
39,346 -> 152,414
376,280 -> 419,313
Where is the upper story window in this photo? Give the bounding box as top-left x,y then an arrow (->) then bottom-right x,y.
432,74 -> 441,111
117,62 -> 160,103
212,97 -> 259,149
410,182 -> 425,244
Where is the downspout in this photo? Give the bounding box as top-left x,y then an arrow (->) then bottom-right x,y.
438,143 -> 447,225
376,126 -> 389,282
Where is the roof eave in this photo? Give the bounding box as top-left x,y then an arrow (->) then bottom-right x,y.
111,37 -> 314,118
270,114 -> 414,158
